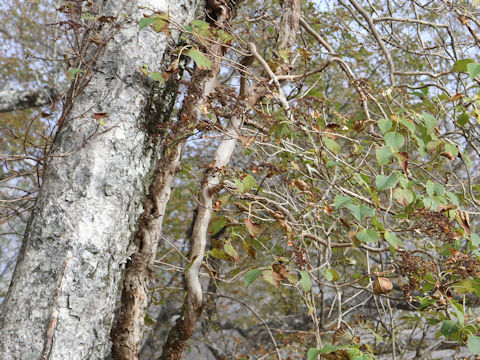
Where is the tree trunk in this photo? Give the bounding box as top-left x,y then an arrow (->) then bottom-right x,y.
111,1 -> 234,358
0,0 -> 198,359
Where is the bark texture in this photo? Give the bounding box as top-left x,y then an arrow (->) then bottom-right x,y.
110,138 -> 183,359
111,1 -> 233,358
0,87 -> 59,113
0,0 -> 197,359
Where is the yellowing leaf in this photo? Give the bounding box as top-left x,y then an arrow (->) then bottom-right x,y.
223,242 -> 238,262
263,270 -> 282,287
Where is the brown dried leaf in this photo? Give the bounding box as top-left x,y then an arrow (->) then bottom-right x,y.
93,112 -> 108,119
244,218 -> 262,237
373,277 -> 393,294
398,152 -> 409,173
263,270 -> 283,287
440,152 -> 455,161
458,211 -> 471,236
294,179 -> 309,191
324,205 -> 333,214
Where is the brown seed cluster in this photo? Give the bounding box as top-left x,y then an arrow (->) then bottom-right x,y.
394,250 -> 435,298
410,209 -> 456,243
447,250 -> 480,279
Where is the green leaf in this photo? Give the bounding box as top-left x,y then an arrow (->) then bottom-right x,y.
217,29 -> 234,43
434,182 -> 445,196
346,203 -> 375,221
210,248 -> 230,260
440,320 -> 459,338
471,233 -> 480,246
317,344 -> 350,354
399,118 -> 416,133
187,48 -> 212,70
378,118 -> 392,133
299,270 -> 312,292
244,269 -> 262,287
422,112 -> 437,135
393,188 -> 414,206
451,59 -> 474,72
444,143 -> 458,157
457,113 -> 469,126
356,230 -> 380,243
191,19 -> 210,30
467,62 -> 480,80
333,195 -> 353,209
209,217 -> 226,235
139,17 -> 155,30
384,131 -> 405,149
241,174 -> 256,193
422,272 -> 436,292
453,278 -> 480,295
323,138 -> 340,155
468,335 -> 480,355
426,180 -> 435,197
285,272 -> 298,283
66,68 -> 83,79
324,268 -> 340,282
152,15 -> 169,32
224,242 -> 238,262
376,173 -> 398,191
371,215 -> 384,231
149,72 -> 165,82
384,232 -> 404,249
376,146 -> 393,165
307,348 -> 320,360
451,301 -> 465,325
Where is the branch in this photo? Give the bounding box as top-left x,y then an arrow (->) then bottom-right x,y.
0,87 -> 59,113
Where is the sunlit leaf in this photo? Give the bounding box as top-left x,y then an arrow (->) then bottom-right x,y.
376,146 -> 393,165
451,59 -> 473,72
467,62 -> 480,80
378,118 -> 392,133
307,348 -> 320,360
394,188 -> 414,206
422,112 -> 436,135
356,230 -> 380,243
468,335 -> 480,355
384,131 -> 404,149
187,48 -> 212,70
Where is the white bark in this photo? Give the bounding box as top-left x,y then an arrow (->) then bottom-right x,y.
0,87 -> 59,113
0,0 -> 198,359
